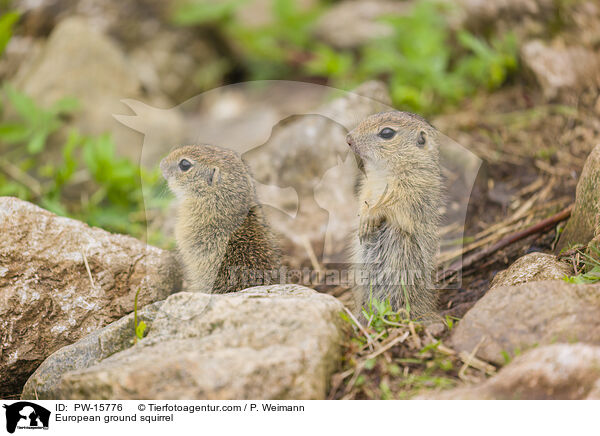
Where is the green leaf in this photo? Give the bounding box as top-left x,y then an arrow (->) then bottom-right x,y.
0,123 -> 29,142
364,358 -> 376,370
26,130 -> 47,154
171,0 -> 245,26
50,97 -> 79,114
135,320 -> 147,340
4,84 -> 39,123
0,11 -> 20,56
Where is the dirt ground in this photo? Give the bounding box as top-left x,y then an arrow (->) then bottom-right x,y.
325,80 -> 600,399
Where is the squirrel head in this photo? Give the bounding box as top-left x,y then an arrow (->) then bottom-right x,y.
160,144 -> 255,215
346,111 -> 440,173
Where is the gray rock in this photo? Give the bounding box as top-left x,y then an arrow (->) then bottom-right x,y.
455,0 -> 556,27
21,301 -> 164,400
16,0 -> 220,102
0,197 -> 181,398
314,1 -> 409,49
13,17 -> 170,162
557,144 -> 600,252
586,212 -> 600,266
449,280 -> 600,365
22,285 -> 348,400
420,344 -> 600,399
521,41 -> 600,102
490,252 -> 571,289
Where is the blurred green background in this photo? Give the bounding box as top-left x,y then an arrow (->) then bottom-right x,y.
1,0 -> 583,245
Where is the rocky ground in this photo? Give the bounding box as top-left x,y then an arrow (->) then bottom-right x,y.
1,0 -> 600,399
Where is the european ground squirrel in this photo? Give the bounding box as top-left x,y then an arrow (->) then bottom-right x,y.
346,111 -> 442,318
160,144 -> 281,293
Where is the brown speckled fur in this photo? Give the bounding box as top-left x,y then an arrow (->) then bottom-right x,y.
161,144 -> 280,293
347,111 -> 442,319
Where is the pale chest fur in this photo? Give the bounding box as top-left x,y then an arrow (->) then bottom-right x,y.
358,165 -> 418,235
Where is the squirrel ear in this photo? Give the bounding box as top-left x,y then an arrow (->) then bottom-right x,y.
207,167 -> 220,185
417,131 -> 426,147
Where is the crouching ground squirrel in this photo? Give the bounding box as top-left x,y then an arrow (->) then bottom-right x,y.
346,111 -> 442,318
160,144 -> 281,293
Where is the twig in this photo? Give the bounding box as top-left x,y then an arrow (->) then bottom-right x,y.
437,344 -> 496,376
343,361 -> 365,396
458,336 -> 486,380
364,331 -> 409,360
457,351 -> 496,375
343,307 -> 375,351
408,321 -> 421,349
438,179 -> 555,264
440,204 -> 573,280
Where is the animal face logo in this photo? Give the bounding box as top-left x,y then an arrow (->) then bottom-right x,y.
3,402 -> 50,433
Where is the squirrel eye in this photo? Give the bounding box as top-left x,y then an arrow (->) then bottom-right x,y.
378,127 -> 396,139
178,159 -> 192,172
417,131 -> 426,147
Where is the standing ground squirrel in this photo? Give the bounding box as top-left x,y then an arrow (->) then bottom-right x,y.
160,144 -> 281,293
346,111 -> 442,318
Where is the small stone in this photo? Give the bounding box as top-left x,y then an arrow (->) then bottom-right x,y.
449,280 -> 600,365
490,252 -> 571,289
419,343 -> 600,399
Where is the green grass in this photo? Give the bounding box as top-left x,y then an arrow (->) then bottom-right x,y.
563,246 -> 600,284
173,0 -> 518,115
334,292 -> 477,399
0,10 -> 19,56
133,288 -> 147,344
0,84 -> 167,242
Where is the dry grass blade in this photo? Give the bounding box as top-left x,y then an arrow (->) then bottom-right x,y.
438,343 -> 495,376
458,336 -> 486,380
408,321 -> 421,349
343,307 -> 376,351
81,249 -> 95,288
440,203 -> 572,280
364,331 -> 410,360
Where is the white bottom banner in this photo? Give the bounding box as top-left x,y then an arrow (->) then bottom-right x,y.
0,400 -> 596,435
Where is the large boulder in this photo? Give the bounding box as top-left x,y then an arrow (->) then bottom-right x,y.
490,252 -> 571,289
420,344 -> 600,399
449,281 -> 600,365
587,212 -> 600,265
22,285 -> 348,400
556,144 -> 600,252
0,197 -> 181,398
15,0 -> 221,103
13,17 -> 177,161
